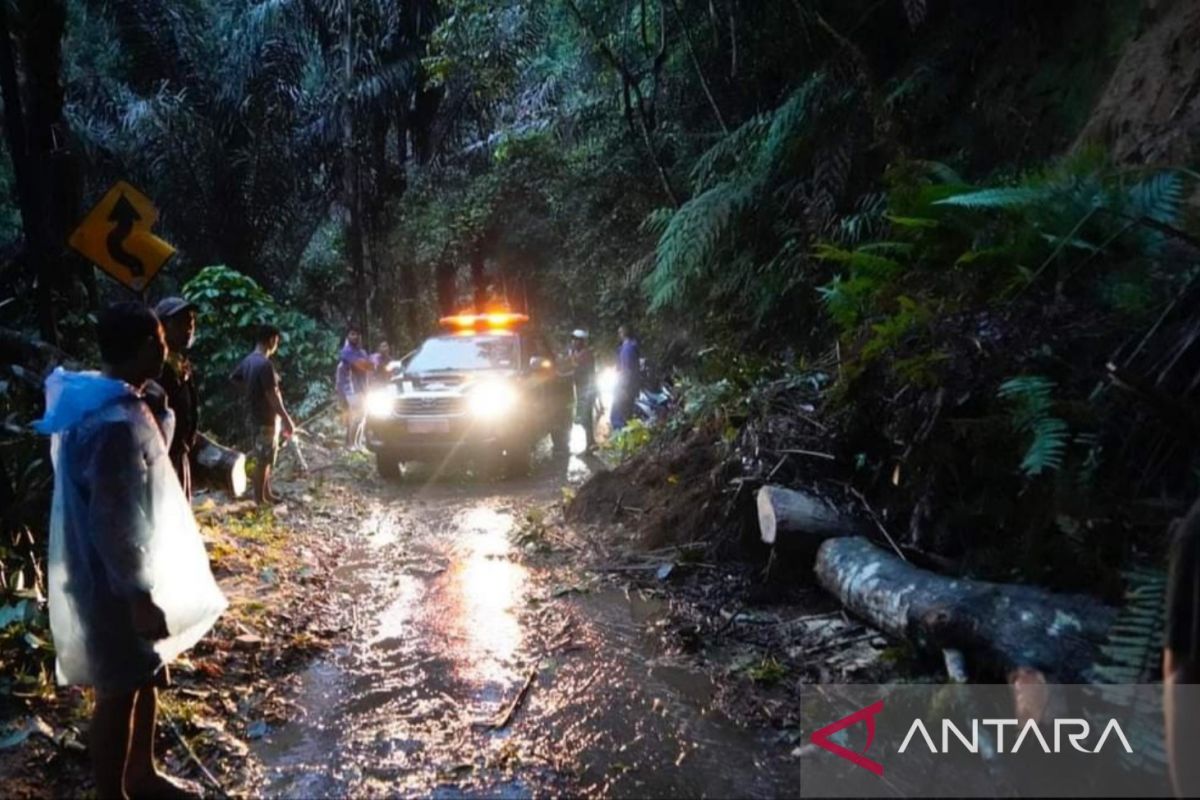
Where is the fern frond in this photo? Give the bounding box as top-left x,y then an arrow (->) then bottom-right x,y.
812,242 -> 902,278
1127,171 -> 1184,225
935,187 -> 1052,210
645,181 -> 756,311
1020,417 -> 1068,475
754,74 -> 826,176
640,207 -> 674,237
689,114 -> 770,192
1090,567 -> 1165,687
998,376 -> 1068,477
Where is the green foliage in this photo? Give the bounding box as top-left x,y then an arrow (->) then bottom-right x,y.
997,376 -> 1069,477
742,656 -> 787,685
642,73 -> 850,326
183,265 -> 337,439
1091,566 -> 1166,684
0,546 -> 53,700
604,418 -> 653,459
814,156 -> 1198,397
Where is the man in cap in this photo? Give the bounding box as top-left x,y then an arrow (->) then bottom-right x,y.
569,329 -> 597,450
153,297 -> 200,500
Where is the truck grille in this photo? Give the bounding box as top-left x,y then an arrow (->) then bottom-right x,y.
396,395 -> 463,416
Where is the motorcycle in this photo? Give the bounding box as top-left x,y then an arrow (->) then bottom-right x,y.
633,381 -> 673,425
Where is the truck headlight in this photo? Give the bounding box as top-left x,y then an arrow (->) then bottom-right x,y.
365,386 -> 397,418
469,380 -> 517,419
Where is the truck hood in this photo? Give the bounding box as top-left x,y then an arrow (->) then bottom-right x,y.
397,369 -> 518,394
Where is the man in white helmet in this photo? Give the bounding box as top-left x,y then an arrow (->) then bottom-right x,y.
569,329 -> 597,450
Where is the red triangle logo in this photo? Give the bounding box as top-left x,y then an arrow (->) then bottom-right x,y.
810,699 -> 885,776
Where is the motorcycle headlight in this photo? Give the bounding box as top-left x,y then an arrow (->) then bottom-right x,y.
469,380 -> 517,419
365,386 -> 397,418
598,367 -> 618,409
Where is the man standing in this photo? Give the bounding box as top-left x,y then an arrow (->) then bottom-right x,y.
370,340 -> 394,384
610,325 -> 641,432
152,297 -> 200,500
231,324 -> 295,504
569,330 -> 597,450
336,326 -> 372,447
34,302 -> 226,799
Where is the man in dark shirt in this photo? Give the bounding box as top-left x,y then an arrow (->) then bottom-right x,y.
610,325 -> 641,431
152,297 -> 200,500
1165,497 -> 1200,797
231,324 -> 295,505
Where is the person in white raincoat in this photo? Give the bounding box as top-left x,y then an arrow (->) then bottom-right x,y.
34,302 -> 226,799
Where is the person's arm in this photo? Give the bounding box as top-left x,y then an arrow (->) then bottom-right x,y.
266,366 -> 295,435
84,422 -> 168,639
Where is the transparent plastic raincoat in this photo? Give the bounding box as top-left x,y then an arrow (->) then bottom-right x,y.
34,368 -> 227,689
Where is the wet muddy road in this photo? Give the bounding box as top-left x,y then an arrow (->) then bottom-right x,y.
254,445 -> 799,797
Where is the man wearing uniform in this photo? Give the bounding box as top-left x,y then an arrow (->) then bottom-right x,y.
569,330 -> 597,450
152,297 -> 200,500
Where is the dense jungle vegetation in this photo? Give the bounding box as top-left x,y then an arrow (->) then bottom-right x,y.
2,0 -> 1200,692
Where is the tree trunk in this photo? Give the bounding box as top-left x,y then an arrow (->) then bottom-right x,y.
471,246 -> 487,312
343,1 -> 369,339
0,3 -> 56,342
815,537 -> 1116,682
756,485 -> 857,545
436,261 -> 458,316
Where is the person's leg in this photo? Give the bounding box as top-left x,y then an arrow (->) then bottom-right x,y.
252,457 -> 268,504
252,427 -> 270,504
124,686 -> 158,790
92,688 -> 137,799
263,430 -> 281,502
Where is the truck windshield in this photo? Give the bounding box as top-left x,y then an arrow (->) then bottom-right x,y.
405,335 -> 518,372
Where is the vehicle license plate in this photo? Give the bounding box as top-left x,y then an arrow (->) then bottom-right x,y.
407,418 -> 449,434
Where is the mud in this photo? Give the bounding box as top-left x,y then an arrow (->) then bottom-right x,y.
251,444 -> 806,797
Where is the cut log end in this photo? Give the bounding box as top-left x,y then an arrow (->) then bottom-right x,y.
756,488 -> 779,545
756,485 -> 853,547
192,434 -> 248,499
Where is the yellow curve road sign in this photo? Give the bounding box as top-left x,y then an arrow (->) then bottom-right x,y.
69,181 -> 176,292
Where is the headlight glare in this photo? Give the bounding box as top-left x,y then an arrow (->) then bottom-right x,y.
365,386 -> 397,418
469,380 -> 517,419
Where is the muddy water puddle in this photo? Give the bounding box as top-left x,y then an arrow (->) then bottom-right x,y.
255,453 -> 799,797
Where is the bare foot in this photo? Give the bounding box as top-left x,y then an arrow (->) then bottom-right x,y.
126,772 -> 204,800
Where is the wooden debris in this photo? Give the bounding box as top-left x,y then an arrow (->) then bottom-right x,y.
756,485 -> 858,546
815,536 -> 1116,682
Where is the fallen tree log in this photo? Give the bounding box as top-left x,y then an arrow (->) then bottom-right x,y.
815,536 -> 1116,682
191,433 -> 247,499
756,485 -> 859,546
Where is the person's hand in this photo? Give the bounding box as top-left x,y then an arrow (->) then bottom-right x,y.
130,593 -> 169,641
141,382 -> 168,415
282,417 -> 296,437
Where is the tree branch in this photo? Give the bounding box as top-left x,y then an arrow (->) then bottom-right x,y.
667,0 -> 728,133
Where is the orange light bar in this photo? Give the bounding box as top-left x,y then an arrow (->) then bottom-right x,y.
439,312 -> 530,330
